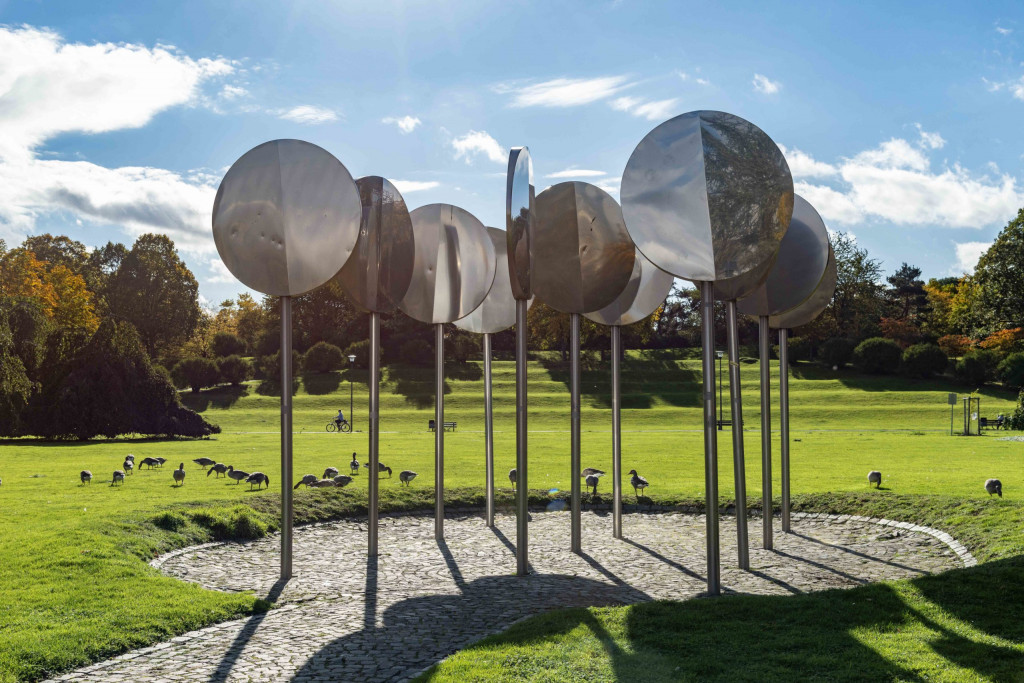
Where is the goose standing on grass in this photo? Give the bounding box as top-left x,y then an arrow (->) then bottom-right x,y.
399,470 -> 417,486
246,472 -> 269,490
985,479 -> 1003,497
868,470 -> 882,488
154,457 -> 167,468
323,467 -> 339,480
309,478 -> 335,488
139,457 -> 159,470
227,466 -> 249,485
111,470 -> 125,486
349,453 -> 360,475
124,454 -> 135,464
333,474 -> 353,488
627,469 -> 649,499
207,463 -> 228,478
582,468 -> 605,479
172,463 -> 186,487
123,459 -> 134,476
294,474 -> 318,489
508,468 -> 517,491
585,474 -> 601,495
80,470 -> 92,485
193,457 -> 216,469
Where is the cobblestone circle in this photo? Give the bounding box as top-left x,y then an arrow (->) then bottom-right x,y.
51,510 -> 967,682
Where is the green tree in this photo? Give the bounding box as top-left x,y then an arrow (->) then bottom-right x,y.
828,232 -> 886,341
852,337 -> 902,374
975,208 -> 1024,328
216,355 -> 252,386
886,263 -> 928,320
211,332 -> 247,358
0,308 -> 32,436
171,357 -> 221,393
303,342 -> 344,373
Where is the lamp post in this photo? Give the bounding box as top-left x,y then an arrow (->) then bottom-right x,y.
348,353 -> 356,431
716,350 -> 724,430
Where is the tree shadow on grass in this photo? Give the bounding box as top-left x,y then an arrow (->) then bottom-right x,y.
789,364 -> 1017,401
385,362 -> 484,409
538,356 -> 701,410
301,371 -> 342,395
179,385 -> 249,412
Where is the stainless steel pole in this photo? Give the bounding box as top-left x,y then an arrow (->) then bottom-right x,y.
435,323 -> 445,541
570,312 -> 581,553
611,325 -> 622,539
759,316 -> 773,550
726,301 -> 749,569
700,281 -> 720,595
368,312 -> 380,557
280,296 -> 293,580
779,327 -> 791,533
515,299 -> 529,575
484,332 -> 495,528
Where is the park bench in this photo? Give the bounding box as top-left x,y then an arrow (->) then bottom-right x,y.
716,419 -> 733,430
428,419 -> 458,432
980,416 -> 1005,430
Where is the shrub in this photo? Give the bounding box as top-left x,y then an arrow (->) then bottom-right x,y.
979,328 -> 1024,357
398,339 -> 433,366
303,342 -> 344,373
937,334 -> 973,359
216,355 -> 252,385
211,332 -> 247,357
449,332 -> 481,363
879,317 -> 922,347
852,337 -> 902,374
344,340 -> 370,369
820,337 -> 857,368
901,343 -> 947,378
955,349 -> 1000,387
259,350 -> 302,381
786,336 -> 811,363
1008,390 -> 1024,431
997,352 -> 1024,389
171,357 -> 221,393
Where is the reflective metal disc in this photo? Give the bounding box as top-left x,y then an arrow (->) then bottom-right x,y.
455,227 -> 531,334
620,110 -> 793,283
769,245 -> 836,329
737,194 -> 831,317
506,147 -> 535,300
212,139 -> 362,296
585,249 -> 675,326
333,176 -> 415,313
713,254 -> 776,302
533,181 -> 635,314
398,204 -> 497,324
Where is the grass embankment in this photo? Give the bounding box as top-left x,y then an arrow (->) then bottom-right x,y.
0,354 -> 1021,681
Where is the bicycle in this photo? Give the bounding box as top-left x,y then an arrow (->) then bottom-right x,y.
326,420 -> 352,433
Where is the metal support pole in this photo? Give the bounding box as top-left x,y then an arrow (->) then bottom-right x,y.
611,325 -> 622,539
700,281 -> 720,595
349,368 -> 354,432
726,301 -> 749,569
368,312 -> 380,557
570,313 -> 581,553
758,316 -> 773,550
484,333 -> 495,528
515,299 -> 529,575
435,323 -> 445,541
280,296 -> 293,580
779,328 -> 791,533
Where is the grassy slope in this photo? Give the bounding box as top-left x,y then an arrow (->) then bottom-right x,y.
0,354 -> 1021,681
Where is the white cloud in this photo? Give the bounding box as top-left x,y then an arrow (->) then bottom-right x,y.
276,105 -> 338,124
594,176 -> 622,197
391,180 -> 440,193
779,145 -> 838,178
985,75 -> 1024,100
914,123 -> 945,150
752,73 -> 781,94
953,241 -> 991,274
451,130 -> 506,164
382,115 -> 421,134
696,78 -> 710,86
497,75 -> 632,108
610,96 -> 680,120
996,25 -> 1012,35
546,168 -> 607,178
677,70 -> 710,86
207,258 -> 237,284
220,84 -> 248,100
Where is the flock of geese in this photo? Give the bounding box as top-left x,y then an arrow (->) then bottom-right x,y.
292,452 -> 417,489
78,454 -> 270,490
867,470 -> 1003,497
508,466 -> 651,499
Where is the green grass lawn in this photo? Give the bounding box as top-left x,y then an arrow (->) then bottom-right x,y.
0,354 -> 1021,681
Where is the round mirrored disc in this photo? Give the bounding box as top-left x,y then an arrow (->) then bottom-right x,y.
585,249 -> 675,326
713,254 -> 776,302
533,181 -> 635,314
737,194 -> 831,317
620,110 -> 793,283
333,176 -> 415,313
212,139 -> 362,296
398,204 -> 496,324
506,147 -> 535,300
769,245 -> 836,329
454,227 -> 531,334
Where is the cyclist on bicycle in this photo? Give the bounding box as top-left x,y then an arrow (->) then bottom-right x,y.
334,409 -> 346,428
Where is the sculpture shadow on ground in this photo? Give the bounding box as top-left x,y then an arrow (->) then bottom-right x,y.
208,578 -> 286,683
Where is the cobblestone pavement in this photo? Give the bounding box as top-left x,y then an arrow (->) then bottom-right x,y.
52,510 -> 966,682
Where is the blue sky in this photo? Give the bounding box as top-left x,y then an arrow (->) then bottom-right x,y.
1,0 -> 1022,306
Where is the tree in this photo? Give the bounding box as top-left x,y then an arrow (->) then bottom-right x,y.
974,208 -> 1024,328
212,332 -> 247,358
172,357 -> 222,393
828,232 -> 886,341
303,342 -> 344,373
885,263 -> 928,320
234,293 -> 267,352
106,234 -> 201,355
852,337 -> 902,374
998,353 -> 1024,389
901,344 -> 947,378
0,296 -> 51,379
0,308 -> 32,436
216,355 -> 252,385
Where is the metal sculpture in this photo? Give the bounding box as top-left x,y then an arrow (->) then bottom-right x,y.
333,176 -> 416,557
506,147 -> 535,576
455,227 -> 531,528
622,111 -> 793,594
398,204 -> 496,541
584,250 -> 674,539
533,181 -> 636,553
738,194 -> 832,540
212,139 -> 362,579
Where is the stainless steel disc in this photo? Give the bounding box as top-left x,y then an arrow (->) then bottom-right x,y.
455,227 -> 531,334
506,147 -> 536,300
584,249 -> 675,326
768,245 -> 836,329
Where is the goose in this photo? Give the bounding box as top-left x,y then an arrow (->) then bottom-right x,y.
139,457 -> 160,470
349,453 -> 360,475
154,457 -> 167,468
627,469 -> 649,499
399,470 -> 418,486
323,467 -> 339,479
207,463 -> 228,478
868,471 -> 882,488
246,472 -> 269,490
193,457 -> 216,469
111,470 -> 125,486
123,460 -> 134,476
80,470 -> 92,485
226,466 -> 249,485
309,478 -> 335,488
508,468 -> 517,491
363,462 -> 392,477
172,463 -> 186,487
124,454 -> 135,463
985,479 -> 1003,497
333,475 -> 353,488
294,474 -> 318,489
585,474 -> 600,495
582,467 -> 606,479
